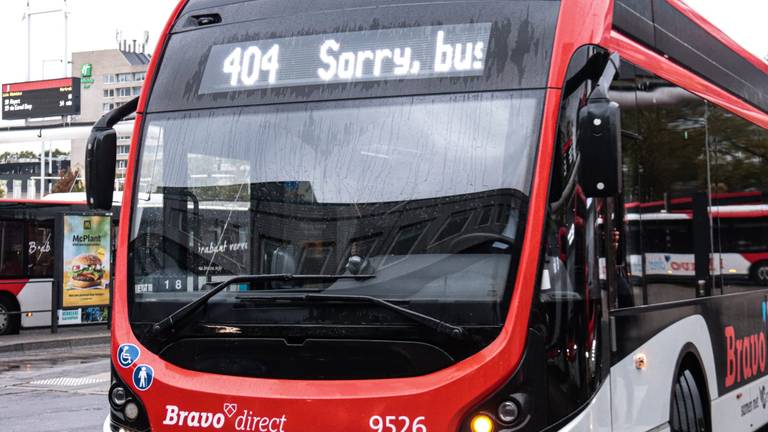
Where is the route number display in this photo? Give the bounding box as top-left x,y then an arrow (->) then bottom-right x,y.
200,23 -> 491,94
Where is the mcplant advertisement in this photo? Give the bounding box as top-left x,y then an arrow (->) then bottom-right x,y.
62,215 -> 111,307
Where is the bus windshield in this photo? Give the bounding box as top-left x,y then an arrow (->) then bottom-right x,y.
128,90 -> 543,374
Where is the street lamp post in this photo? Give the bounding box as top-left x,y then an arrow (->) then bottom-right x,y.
24,1 -> 70,80
23,1 -> 71,197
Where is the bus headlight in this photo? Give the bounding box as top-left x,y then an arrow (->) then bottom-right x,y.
111,386 -> 127,406
124,402 -> 139,421
470,414 -> 494,432
109,365 -> 149,431
460,330 -> 543,432
497,400 -> 520,423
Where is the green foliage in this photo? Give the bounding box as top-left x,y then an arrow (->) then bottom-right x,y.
16,150 -> 38,159
707,108 -> 768,193
0,149 -> 70,163
623,91 -> 768,203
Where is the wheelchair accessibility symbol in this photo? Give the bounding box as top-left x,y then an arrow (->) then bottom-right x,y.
133,364 -> 154,391
117,344 -> 140,368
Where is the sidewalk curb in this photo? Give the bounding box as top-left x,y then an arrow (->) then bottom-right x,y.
0,335 -> 110,354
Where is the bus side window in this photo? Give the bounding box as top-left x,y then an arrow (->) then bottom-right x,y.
0,220 -> 26,277
609,62 -> 639,308
616,63 -> 712,306
708,104 -> 768,292
27,221 -> 55,278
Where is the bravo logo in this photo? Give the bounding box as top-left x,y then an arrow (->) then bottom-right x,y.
163,403 -> 287,431
724,325 -> 767,388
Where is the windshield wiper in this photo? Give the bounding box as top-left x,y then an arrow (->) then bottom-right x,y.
150,273 -> 374,339
236,292 -> 467,340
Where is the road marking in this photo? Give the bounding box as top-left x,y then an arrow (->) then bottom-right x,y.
27,372 -> 109,387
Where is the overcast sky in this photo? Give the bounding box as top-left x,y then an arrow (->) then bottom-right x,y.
0,0 -> 178,149
0,0 -> 765,85
0,0 -> 765,132
0,0 -> 178,86
684,0 -> 768,60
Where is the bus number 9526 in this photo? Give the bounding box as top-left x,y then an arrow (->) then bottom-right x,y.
369,416 -> 427,432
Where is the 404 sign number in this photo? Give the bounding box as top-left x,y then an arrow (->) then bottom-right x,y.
369,416 -> 427,432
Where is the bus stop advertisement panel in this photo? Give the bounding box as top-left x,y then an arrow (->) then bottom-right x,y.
56,213 -> 111,326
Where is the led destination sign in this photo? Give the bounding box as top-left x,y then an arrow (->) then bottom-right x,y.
199,23 -> 492,94
1,77 -> 81,120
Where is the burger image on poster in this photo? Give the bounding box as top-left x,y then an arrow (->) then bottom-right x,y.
69,253 -> 105,289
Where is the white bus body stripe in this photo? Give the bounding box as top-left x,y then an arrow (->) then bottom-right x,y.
712,373 -> 768,431
557,378 -> 612,432
629,253 -> 753,277
610,314 -> 717,431
15,279 -> 53,328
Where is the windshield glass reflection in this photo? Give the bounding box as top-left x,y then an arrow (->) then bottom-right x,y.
129,90 -> 543,326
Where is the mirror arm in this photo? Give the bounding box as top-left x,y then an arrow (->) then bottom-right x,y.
94,97 -> 139,129
563,51 -> 610,99
549,154 -> 581,216
595,53 -> 620,93
86,97 -> 139,210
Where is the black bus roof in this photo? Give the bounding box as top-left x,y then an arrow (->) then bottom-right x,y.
182,0 -> 558,12
179,0 -> 768,114
614,0 -> 768,113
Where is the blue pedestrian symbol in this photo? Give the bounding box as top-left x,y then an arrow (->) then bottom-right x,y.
132,364 -> 154,391
117,344 -> 140,368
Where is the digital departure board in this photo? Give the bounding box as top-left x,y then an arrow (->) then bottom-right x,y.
199,23 -> 491,94
1,77 -> 81,120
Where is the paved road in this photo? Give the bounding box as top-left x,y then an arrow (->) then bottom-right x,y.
0,345 -> 109,432
3,340 -> 768,432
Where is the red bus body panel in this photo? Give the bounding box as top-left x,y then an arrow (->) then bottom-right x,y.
0,199 -> 85,205
0,279 -> 30,297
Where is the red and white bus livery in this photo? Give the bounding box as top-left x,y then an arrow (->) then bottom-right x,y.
0,199 -> 84,334
89,0 -> 768,431
0,195 -> 119,334
626,205 -> 768,284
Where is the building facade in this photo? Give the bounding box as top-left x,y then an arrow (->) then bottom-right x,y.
70,49 -> 149,187
0,157 -> 70,198
71,49 -> 149,123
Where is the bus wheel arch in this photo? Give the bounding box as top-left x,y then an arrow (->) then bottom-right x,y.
749,261 -> 768,285
0,291 -> 20,335
669,344 -> 710,432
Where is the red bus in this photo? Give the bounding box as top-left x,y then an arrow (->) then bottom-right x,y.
624,194 -> 768,287
0,193 -> 120,334
0,199 -> 79,335
89,1 -> 768,431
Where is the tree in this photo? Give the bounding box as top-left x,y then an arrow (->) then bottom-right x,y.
0,149 -> 69,164
51,149 -> 70,158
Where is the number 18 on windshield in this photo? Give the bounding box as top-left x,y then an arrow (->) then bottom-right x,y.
200,23 -> 491,94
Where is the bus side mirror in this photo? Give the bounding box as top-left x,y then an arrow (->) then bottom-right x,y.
86,128 -> 117,210
577,86 -> 622,197
86,97 -> 139,210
